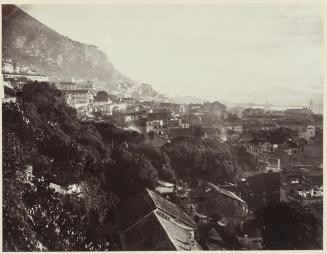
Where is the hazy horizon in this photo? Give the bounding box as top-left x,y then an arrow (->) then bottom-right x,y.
19,4 -> 323,107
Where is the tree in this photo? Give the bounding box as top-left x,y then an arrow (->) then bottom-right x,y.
254,201 -> 322,250
226,113 -> 240,122
131,144 -> 176,183
2,131 -> 41,251
3,179 -> 42,251
162,137 -> 237,185
108,147 -> 158,198
193,126 -> 205,137
3,81 -> 168,250
80,177 -> 119,224
95,91 -> 109,102
20,82 -> 79,134
231,145 -> 256,172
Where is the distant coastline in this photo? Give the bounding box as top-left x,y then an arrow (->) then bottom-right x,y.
226,103 -> 323,114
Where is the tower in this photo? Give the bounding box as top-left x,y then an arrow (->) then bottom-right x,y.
264,99 -> 270,112
309,99 -> 313,111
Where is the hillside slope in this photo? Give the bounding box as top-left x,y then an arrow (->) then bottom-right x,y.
2,5 -> 132,86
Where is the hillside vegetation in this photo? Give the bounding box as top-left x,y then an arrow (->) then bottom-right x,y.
3,82 -> 254,250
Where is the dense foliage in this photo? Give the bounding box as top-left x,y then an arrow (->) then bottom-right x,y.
161,137 -> 253,185
95,90 -> 110,102
2,82 -> 165,250
231,145 -> 256,173
254,201 -> 322,250
4,81 -> 310,251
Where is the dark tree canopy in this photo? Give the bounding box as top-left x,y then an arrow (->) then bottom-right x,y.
2,82 -> 164,251
162,137 -> 237,185
255,201 -> 322,250
5,81 -> 320,251
95,90 -> 110,102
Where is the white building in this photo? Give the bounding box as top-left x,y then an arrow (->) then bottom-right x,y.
306,125 -> 315,137
63,89 -> 94,107
2,62 -> 14,73
3,73 -> 50,82
156,180 -> 175,194
221,124 -> 243,134
299,125 -> 316,143
146,119 -> 164,133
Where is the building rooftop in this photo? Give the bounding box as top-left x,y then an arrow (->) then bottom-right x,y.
62,89 -> 90,94
3,72 -> 46,77
154,210 -> 200,251
119,188 -> 199,251
207,182 -> 246,204
146,188 -> 195,227
157,180 -> 175,188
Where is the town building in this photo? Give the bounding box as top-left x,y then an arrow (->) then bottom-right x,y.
156,180 -> 175,195
55,81 -> 78,90
203,127 -> 220,140
298,125 -> 316,144
220,123 -> 243,134
146,119 -> 164,134
2,82 -> 18,104
280,170 -> 323,215
246,141 -> 281,173
120,97 -> 136,105
179,104 -> 186,114
112,102 -> 128,112
241,108 -> 265,118
236,173 -> 281,212
243,122 -> 278,132
276,120 -> 306,132
117,188 -> 201,251
2,61 -> 14,73
182,114 -> 202,126
168,118 -> 190,129
202,101 -> 226,117
92,101 -> 113,114
178,181 -> 248,234
63,89 -> 94,107
78,81 -> 95,90
167,126 -> 196,138
3,73 -> 50,82
284,108 -> 313,120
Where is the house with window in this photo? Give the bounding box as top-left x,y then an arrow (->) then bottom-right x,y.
63,89 -> 94,107
3,73 -> 50,82
246,141 -> 282,173
178,181 -> 248,234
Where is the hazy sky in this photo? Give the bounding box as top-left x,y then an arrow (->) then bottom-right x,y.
20,4 -> 323,106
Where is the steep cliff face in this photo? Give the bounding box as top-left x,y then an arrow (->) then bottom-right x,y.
2,5 -> 171,101
2,4 -> 130,84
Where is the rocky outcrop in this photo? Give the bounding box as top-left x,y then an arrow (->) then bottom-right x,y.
2,5 -> 130,85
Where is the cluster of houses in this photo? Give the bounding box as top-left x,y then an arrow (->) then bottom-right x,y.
2,58 -> 53,83
118,180 -> 257,251
2,58 -> 323,250
16,161 -> 255,250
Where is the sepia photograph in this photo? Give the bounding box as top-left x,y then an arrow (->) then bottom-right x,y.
1,1 -> 324,251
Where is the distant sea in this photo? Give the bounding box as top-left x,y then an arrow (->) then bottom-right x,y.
255,104 -> 323,114
227,103 -> 323,114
